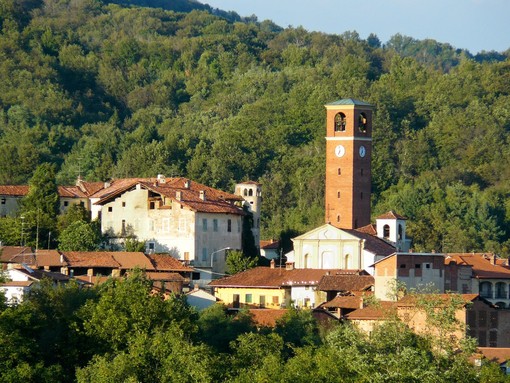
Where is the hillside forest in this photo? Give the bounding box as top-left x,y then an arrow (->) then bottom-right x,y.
1,0 -> 510,254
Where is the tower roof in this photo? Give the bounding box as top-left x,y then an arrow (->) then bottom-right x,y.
376,211 -> 407,220
325,98 -> 373,107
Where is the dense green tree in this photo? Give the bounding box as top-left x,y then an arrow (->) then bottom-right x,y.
58,220 -> 101,251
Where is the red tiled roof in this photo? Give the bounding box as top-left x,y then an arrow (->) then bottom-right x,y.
76,181 -> 105,196
1,281 -> 34,287
446,253 -> 510,279
0,185 -> 29,196
260,240 -> 279,250
396,293 -> 479,307
111,252 -> 155,270
14,268 -> 70,282
238,181 -> 261,186
346,301 -> 396,320
58,186 -> 87,198
74,275 -> 113,285
356,224 -> 377,235
318,275 -> 374,292
63,252 -> 121,268
321,295 -> 364,309
0,185 -> 86,198
145,272 -> 184,281
146,254 -> 193,272
376,211 -> 407,220
248,309 -> 287,327
92,177 -> 244,215
0,246 -> 34,264
209,267 -> 348,288
477,348 -> 510,364
34,250 -> 65,267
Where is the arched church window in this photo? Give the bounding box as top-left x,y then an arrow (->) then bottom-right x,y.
334,112 -> 346,132
383,224 -> 390,239
248,189 -> 253,197
398,224 -> 403,240
304,253 -> 309,268
243,188 -> 248,196
358,112 -> 367,133
344,254 -> 350,269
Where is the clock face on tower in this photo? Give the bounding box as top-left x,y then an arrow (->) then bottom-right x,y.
335,145 -> 345,157
359,145 -> 366,158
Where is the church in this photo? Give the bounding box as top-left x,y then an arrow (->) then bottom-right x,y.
286,98 -> 411,275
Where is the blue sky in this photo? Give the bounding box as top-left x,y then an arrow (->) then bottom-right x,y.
203,0 -> 509,54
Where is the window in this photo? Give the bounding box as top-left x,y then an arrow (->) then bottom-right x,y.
233,294 -> 240,308
358,112 -> 367,133
334,112 -> 346,132
272,296 -> 279,305
121,220 -> 126,235
304,253 -> 309,268
415,264 -> 421,268
245,294 -> 252,303
227,219 -> 232,232
398,224 -> 403,240
202,219 -> 207,232
338,168 -> 341,175
108,206 -> 113,212
0,198 -> 5,205
178,218 -> 186,232
213,219 -> 218,232
202,248 -> 207,262
336,214 -> 340,223
122,202 -> 126,207
425,264 -> 431,269
248,189 -> 253,196
149,202 -> 155,209
162,218 -> 170,233
259,295 -> 266,308
243,188 -> 248,196
337,191 -> 340,198
361,168 -> 364,176
64,201 -> 69,207
400,264 -> 406,268
383,224 -> 390,238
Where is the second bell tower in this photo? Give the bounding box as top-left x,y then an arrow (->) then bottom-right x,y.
324,98 -> 373,229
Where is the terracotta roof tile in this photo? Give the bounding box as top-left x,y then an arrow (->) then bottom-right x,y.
1,280 -> 34,287
14,268 -> 70,282
58,186 -> 87,198
318,275 -> 374,292
146,254 -> 193,272
0,185 -> 29,196
111,252 -> 155,270
77,181 -> 106,196
356,224 -> 377,235
445,253 -> 510,279
92,177 -> 244,215
376,211 -> 407,220
144,272 -> 185,281
0,246 -> 34,264
63,251 -> 121,268
396,293 -> 479,307
346,301 -> 396,320
248,309 -> 287,327
477,347 -> 510,364
34,250 -> 65,267
209,267 -> 350,288
321,295 -> 364,309
260,240 -> 279,250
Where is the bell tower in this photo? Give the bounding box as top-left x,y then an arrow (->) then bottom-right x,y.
324,98 -> 373,229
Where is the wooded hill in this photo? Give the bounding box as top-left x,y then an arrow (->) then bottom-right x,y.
1,0 -> 510,254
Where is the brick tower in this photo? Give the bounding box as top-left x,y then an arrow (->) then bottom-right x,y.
324,98 -> 373,229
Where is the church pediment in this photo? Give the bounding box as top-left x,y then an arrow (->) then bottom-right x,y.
293,224 -> 361,241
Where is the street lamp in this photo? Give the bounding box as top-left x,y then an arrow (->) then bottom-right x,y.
210,247 -> 231,268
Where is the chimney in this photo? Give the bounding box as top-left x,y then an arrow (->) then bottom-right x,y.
184,180 -> 191,189
285,262 -> 294,271
270,259 -> 275,269
199,190 -> 206,201
490,254 -> 496,265
104,181 -> 111,189
157,174 -> 166,184
176,191 -> 182,201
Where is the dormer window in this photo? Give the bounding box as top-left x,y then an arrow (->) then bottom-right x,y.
334,112 -> 346,132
